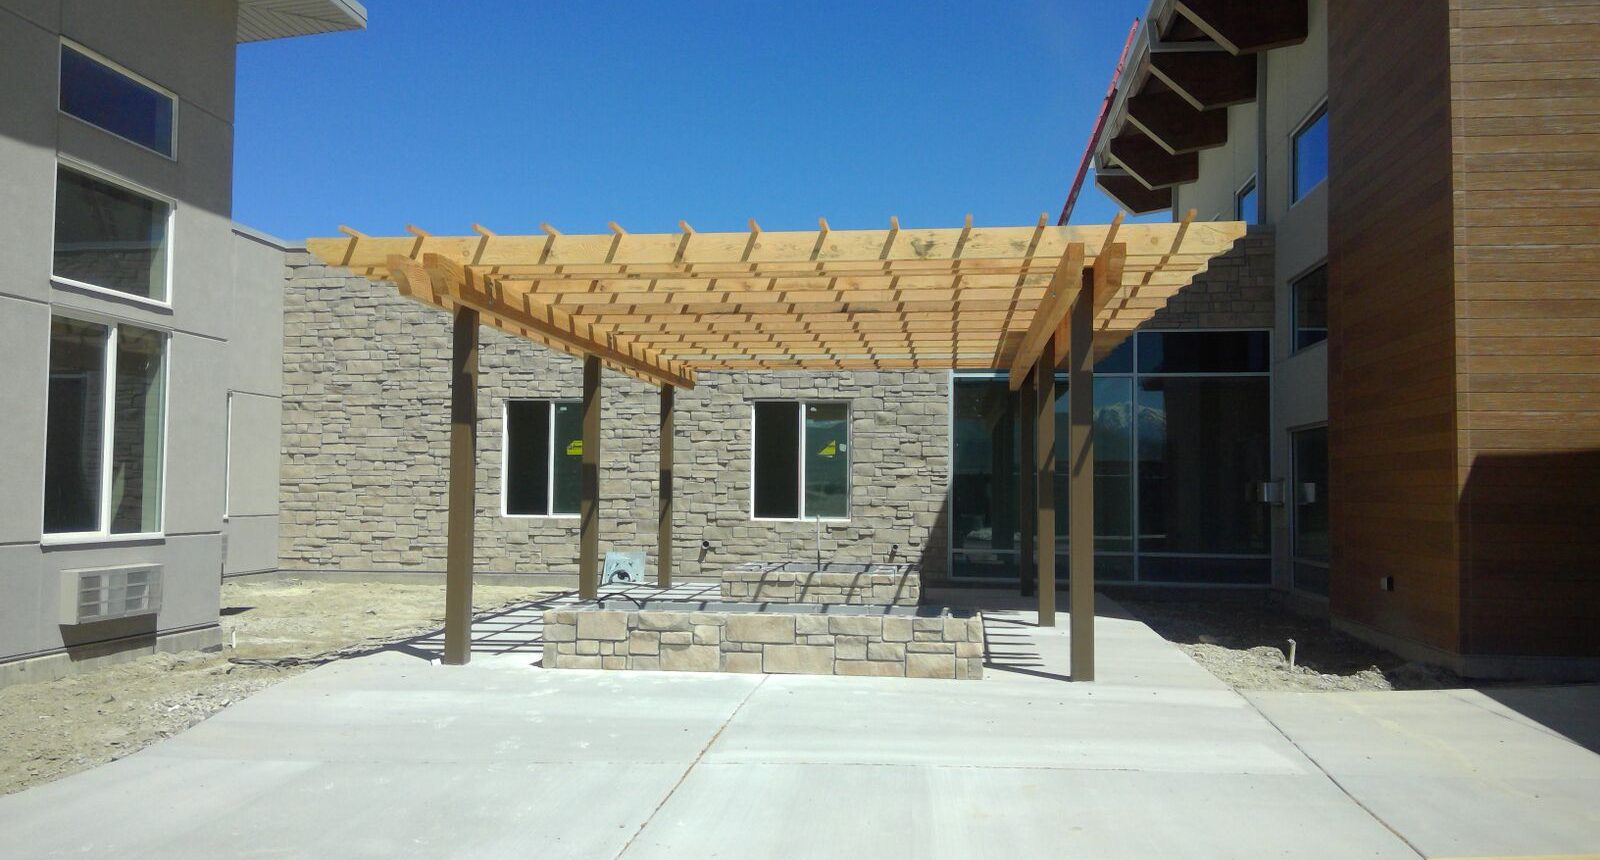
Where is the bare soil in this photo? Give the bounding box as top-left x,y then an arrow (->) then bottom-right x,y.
1121,592 -> 1466,692
0,578 -> 560,797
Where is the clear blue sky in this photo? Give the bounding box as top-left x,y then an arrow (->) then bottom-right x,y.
235,1 -> 1150,242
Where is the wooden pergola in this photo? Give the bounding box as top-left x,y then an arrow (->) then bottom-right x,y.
308,213 -> 1246,680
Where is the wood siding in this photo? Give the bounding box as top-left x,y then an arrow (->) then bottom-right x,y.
1327,2 -> 1462,652
1451,0 -> 1600,658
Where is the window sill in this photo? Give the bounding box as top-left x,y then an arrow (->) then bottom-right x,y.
41,533 -> 166,549
751,517 -> 852,525
502,513 -> 580,521
50,276 -> 172,312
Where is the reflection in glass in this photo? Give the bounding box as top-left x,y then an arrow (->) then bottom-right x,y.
1136,378 -> 1270,557
552,402 -> 583,515
804,403 -> 849,518
504,400 -> 551,515
44,318 -> 108,534
1293,108 -> 1329,202
753,402 -> 799,518
1293,265 -> 1329,350
109,325 -> 164,533
1292,426 -> 1330,596
53,166 -> 170,301
59,44 -> 174,156
951,379 -> 1019,578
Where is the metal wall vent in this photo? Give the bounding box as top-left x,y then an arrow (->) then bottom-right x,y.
59,565 -> 162,625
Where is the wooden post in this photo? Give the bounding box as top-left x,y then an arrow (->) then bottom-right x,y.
579,355 -> 601,599
658,384 -> 674,588
1036,338 -> 1058,627
442,307 -> 479,666
1018,370 -> 1036,597
1069,267 -> 1096,681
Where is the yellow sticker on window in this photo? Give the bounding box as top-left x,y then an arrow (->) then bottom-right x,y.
818,440 -> 837,458
566,439 -> 583,456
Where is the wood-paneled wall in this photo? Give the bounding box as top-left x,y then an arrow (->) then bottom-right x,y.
1327,1 -> 1462,653
1450,0 -> 1600,658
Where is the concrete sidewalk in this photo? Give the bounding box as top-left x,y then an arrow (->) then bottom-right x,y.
1,596 -> 1596,858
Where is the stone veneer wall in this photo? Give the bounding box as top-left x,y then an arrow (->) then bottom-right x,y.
544,607 -> 985,679
280,254 -> 950,581
278,231 -> 1272,585
720,565 -> 921,605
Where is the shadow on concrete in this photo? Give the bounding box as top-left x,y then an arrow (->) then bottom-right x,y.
1478,685 -> 1600,756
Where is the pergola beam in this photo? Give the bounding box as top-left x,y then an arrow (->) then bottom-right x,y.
390,254 -> 695,389
1006,243 -> 1086,390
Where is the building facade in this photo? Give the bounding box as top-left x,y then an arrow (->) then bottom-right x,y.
0,0 -> 363,683
1093,0 -> 1600,676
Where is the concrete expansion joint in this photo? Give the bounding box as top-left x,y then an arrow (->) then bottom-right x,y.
612,673 -> 768,859
1240,694 -> 1427,860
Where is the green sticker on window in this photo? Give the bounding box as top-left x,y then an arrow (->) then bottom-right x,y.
565,439 -> 582,456
818,440 -> 837,458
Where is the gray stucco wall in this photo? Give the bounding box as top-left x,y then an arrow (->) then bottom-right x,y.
0,1 -> 282,666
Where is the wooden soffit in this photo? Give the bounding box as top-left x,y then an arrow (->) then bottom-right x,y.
307,216 -> 1245,388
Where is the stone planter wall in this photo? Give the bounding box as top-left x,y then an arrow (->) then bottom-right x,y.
544,606 -> 983,679
719,563 -> 920,606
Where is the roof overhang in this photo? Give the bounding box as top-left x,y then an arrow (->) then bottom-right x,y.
307,216 -> 1246,390
1092,0 -> 1308,214
237,0 -> 367,43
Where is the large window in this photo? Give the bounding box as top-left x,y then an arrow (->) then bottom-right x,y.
59,42 -> 175,158
752,401 -> 849,520
1292,426 -> 1330,597
1292,264 -> 1329,350
503,400 -> 582,516
53,164 -> 172,303
44,317 -> 167,538
1292,105 -> 1328,203
950,330 -> 1271,584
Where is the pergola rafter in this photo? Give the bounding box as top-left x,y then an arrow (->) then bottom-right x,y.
306,214 -> 1247,679
308,215 -> 1243,379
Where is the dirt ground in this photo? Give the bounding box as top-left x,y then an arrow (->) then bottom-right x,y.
0,578 -> 561,797
1121,592 -> 1465,693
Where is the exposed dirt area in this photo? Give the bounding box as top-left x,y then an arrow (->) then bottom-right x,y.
0,578 -> 561,797
1121,592 -> 1465,692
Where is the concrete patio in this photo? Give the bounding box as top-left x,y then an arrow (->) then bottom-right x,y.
1,590 -> 1596,859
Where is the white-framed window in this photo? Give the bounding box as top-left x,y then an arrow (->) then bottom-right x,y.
1291,102 -> 1328,204
52,160 -> 174,306
58,39 -> 177,159
43,314 -> 168,541
1235,176 -> 1258,224
751,400 -> 850,521
502,399 -> 581,517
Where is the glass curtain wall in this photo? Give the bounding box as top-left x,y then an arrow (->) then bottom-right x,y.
950,330 -> 1271,584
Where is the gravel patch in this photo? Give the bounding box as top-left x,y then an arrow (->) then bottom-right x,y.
1120,592 -> 1465,692
0,578 -> 562,797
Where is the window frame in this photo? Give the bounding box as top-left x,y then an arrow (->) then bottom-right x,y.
1289,422 -> 1331,599
50,157 -> 177,310
500,398 -> 581,519
57,38 -> 178,160
1289,260 -> 1330,354
41,311 -> 171,546
1234,175 -> 1257,224
946,328 -> 1276,586
749,399 -> 852,523
1290,101 -> 1329,206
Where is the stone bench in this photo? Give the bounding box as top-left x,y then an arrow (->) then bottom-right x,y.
544,603 -> 982,679
719,561 -> 920,606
